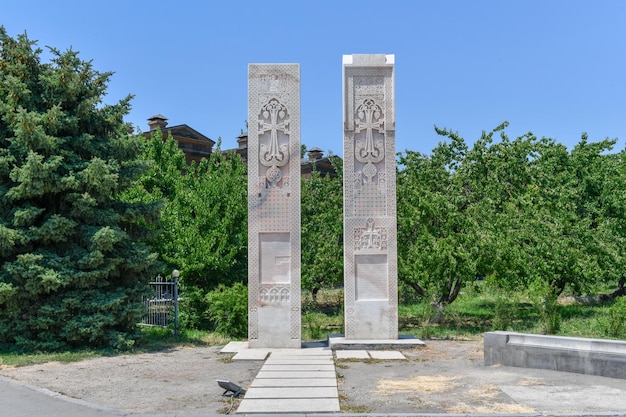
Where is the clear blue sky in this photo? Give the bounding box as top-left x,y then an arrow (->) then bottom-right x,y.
3,0 -> 625,156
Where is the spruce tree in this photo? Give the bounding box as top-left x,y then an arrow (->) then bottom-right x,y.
0,28 -> 159,351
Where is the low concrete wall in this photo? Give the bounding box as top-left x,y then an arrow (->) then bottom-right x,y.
484,331 -> 626,379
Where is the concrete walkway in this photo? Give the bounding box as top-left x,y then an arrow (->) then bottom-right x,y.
235,347 -> 340,414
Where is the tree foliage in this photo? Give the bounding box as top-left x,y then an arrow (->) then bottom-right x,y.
398,123 -> 626,326
397,132 -> 480,317
0,28 -> 159,351
129,129 -> 248,329
301,156 -> 343,297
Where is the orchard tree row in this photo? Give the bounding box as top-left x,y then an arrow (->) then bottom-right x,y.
397,124 -> 626,327
135,124 -> 626,335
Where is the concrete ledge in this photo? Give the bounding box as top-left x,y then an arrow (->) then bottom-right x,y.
328,334 -> 425,350
484,331 -> 626,379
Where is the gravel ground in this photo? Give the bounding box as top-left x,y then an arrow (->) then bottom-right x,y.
0,346 -> 260,414
2,339 -> 626,415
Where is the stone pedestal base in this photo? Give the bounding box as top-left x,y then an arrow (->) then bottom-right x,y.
328,334 -> 425,350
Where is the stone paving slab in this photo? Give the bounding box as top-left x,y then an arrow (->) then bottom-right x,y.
254,370 -> 337,379
236,398 -> 340,413
335,350 -> 370,359
220,341 -> 248,353
270,349 -> 331,356
265,356 -> 333,365
237,348 -> 340,414
243,386 -> 338,399
261,364 -> 335,371
232,349 -> 270,361
368,350 -> 406,360
250,378 -> 337,387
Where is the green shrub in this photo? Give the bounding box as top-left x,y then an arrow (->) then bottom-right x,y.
492,291 -> 516,331
303,313 -> 325,340
599,297 -> 626,338
204,283 -> 248,338
538,295 -> 561,335
178,286 -> 210,330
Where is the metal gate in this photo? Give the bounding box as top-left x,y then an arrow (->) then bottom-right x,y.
141,275 -> 179,328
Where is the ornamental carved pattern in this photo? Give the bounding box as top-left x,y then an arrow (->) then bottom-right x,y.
259,286 -> 290,303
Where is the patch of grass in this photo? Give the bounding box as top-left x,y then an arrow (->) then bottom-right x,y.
302,312 -> 343,341
135,326 -> 230,351
338,391 -> 372,413
396,285 -> 626,341
0,327 -> 231,368
302,288 -> 343,315
301,289 -> 344,341
0,350 -> 102,368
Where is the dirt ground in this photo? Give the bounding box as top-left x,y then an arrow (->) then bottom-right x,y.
2,339 -> 626,415
336,339 -> 536,414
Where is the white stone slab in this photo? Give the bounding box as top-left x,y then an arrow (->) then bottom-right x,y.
265,356 -> 333,365
335,350 -> 370,359
251,378 -> 337,387
244,386 -> 338,399
232,349 -> 269,361
270,348 -> 331,356
220,341 -> 248,353
368,350 -> 406,360
261,364 -> 335,371
237,398 -> 340,413
255,370 -> 336,379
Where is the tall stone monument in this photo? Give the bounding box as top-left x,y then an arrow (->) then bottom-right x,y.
343,54 -> 398,340
248,64 -> 301,348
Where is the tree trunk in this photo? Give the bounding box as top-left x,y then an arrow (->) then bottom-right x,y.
429,301 -> 446,324
403,279 -> 426,297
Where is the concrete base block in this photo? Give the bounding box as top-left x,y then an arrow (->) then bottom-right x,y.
484,331 -> 626,379
328,334 -> 425,350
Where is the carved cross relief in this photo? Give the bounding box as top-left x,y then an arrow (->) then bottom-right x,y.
258,98 -> 290,188
355,218 -> 387,250
354,98 -> 384,184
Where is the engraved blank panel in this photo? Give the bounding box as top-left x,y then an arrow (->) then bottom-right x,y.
355,255 -> 388,300
260,233 -> 290,284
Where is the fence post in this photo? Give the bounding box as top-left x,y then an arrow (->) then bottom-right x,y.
172,269 -> 180,337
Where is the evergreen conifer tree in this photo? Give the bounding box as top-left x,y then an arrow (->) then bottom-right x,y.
0,28 -> 159,351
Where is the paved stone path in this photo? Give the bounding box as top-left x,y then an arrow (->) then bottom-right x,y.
236,347 -> 340,414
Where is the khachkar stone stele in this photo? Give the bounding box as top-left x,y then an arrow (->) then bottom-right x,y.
343,54 -> 398,340
248,64 -> 301,348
